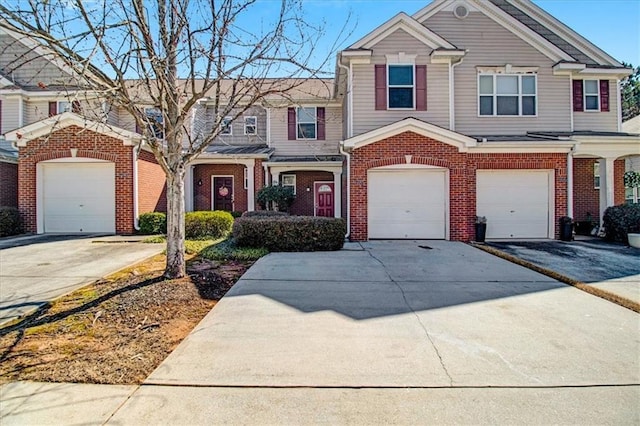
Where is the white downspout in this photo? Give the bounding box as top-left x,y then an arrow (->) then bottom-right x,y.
449,58 -> 464,131
266,108 -> 271,146
569,76 -> 574,132
337,58 -> 352,138
616,79 -> 622,132
567,148 -> 573,218
132,147 -> 140,231
339,144 -> 351,239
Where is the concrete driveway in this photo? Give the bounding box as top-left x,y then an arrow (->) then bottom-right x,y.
0,234 -> 163,325
488,239 -> 640,304
107,241 -> 639,424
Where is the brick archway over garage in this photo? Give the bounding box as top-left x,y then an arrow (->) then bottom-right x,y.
18,125 -> 135,234
349,131 -> 567,242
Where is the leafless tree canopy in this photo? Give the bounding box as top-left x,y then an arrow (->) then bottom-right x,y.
0,0 -> 347,277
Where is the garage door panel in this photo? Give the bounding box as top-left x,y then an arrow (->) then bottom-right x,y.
42,162 -> 116,233
477,170 -> 551,239
368,169 -> 446,239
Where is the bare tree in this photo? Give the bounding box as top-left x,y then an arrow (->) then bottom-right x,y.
0,0 -> 343,278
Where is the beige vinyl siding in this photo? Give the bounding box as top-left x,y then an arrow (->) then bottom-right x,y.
351,29 -> 450,137
423,11 -> 571,135
269,106 -> 342,156
0,97 -> 20,133
194,105 -> 268,145
573,79 -> 619,132
24,100 -> 50,125
117,107 -> 137,132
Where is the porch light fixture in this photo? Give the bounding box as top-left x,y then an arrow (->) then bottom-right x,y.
197,179 -> 203,186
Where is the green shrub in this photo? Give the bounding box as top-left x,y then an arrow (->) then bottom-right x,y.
200,239 -> 268,261
241,210 -> 289,218
0,206 -> 22,237
138,212 -> 166,235
603,204 -> 640,243
256,185 -> 295,212
231,211 -> 244,219
233,216 -> 345,251
185,210 -> 234,239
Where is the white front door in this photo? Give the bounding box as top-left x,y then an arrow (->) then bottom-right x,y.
42,162 -> 116,233
476,170 -> 553,239
368,168 -> 447,239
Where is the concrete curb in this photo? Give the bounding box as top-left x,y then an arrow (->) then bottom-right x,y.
470,243 -> 640,314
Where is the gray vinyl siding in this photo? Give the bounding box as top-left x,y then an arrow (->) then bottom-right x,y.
351,29 -> 450,137
573,79 -> 619,132
423,11 -> 571,135
117,107 -> 137,132
193,105 -> 268,146
0,97 -> 20,133
269,106 -> 342,156
25,100 -> 49,124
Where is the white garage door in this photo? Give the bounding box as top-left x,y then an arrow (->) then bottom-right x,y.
42,162 -> 116,233
477,170 -> 552,239
368,168 -> 446,239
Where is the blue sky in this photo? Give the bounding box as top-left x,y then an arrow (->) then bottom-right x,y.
301,0 -> 640,69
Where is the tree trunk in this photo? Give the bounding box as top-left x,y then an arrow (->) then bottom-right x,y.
165,166 -> 186,278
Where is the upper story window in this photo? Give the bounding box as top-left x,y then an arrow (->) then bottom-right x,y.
584,80 -> 600,111
478,74 -> 537,116
220,116 -> 232,135
145,108 -> 164,139
388,65 -> 414,109
244,116 -> 257,135
49,100 -> 80,116
296,107 -> 317,140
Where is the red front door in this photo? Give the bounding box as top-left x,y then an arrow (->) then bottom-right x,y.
213,176 -> 234,211
314,182 -> 334,217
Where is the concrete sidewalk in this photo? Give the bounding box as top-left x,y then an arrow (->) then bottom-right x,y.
2,241 -> 638,424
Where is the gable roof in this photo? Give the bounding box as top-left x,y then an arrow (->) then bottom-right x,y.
414,0 -> 624,68
5,112 -> 139,147
622,115 -> 640,134
347,12 -> 457,51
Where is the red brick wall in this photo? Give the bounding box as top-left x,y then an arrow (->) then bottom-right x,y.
137,150 -> 167,213
18,125 -> 135,234
573,158 -> 626,222
0,161 -> 18,208
193,164 -> 247,212
286,171 -> 333,216
349,131 -> 567,242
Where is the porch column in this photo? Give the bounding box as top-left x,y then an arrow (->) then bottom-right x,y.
185,165 -> 194,212
333,171 -> 342,218
598,157 -> 616,221
247,163 -> 255,211
272,170 -> 281,184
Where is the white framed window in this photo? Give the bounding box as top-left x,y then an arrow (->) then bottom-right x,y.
243,167 -> 248,189
388,64 -> 414,109
57,101 -> 72,113
584,80 -> 600,111
244,116 -> 257,135
281,174 -> 296,195
296,107 -> 316,140
478,74 -> 537,116
594,162 -> 600,189
220,116 -> 233,135
145,108 -> 164,139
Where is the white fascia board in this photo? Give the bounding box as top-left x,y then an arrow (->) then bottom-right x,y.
0,75 -> 14,88
349,12 -> 456,50
413,0 -> 450,22
573,137 -> 640,158
6,112 -> 140,146
510,0 -> 623,67
470,142 -> 574,154
576,68 -> 634,78
342,118 -> 476,152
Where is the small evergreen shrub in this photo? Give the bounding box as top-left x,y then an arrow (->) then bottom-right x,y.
185,210 -> 234,239
603,204 -> 640,243
256,185 -> 295,212
0,206 -> 22,237
138,212 -> 167,235
233,216 -> 345,251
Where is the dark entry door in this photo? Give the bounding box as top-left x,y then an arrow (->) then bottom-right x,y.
213,176 -> 234,211
314,182 -> 334,217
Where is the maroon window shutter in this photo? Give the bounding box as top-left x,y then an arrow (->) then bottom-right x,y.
48,101 -> 57,116
135,122 -> 141,134
316,107 -> 325,140
375,64 -> 387,110
287,107 -> 296,140
572,80 -> 583,112
71,100 -> 81,113
415,65 -> 427,111
599,80 -> 609,112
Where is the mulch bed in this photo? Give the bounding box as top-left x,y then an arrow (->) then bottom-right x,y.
0,255 -> 252,385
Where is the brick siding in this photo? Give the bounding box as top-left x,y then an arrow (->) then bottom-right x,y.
18,125 -> 135,234
286,171 -> 334,216
573,158 -> 626,223
137,150 -> 167,213
0,161 -> 18,207
193,164 -> 248,212
349,131 -> 567,242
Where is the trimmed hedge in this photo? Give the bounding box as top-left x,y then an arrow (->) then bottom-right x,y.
138,212 -> 167,235
241,210 -> 289,218
0,206 -> 22,237
185,210 -> 234,239
603,204 -> 640,243
233,216 -> 345,251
